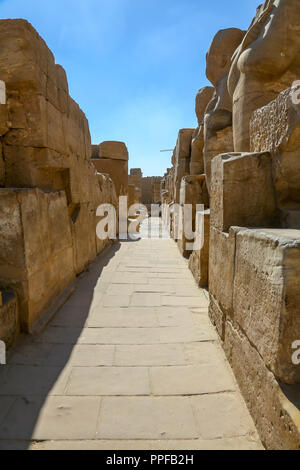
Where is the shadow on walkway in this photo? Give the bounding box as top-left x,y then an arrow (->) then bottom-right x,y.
0,241 -> 125,450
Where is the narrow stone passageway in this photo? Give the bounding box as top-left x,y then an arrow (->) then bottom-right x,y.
0,219 -> 262,450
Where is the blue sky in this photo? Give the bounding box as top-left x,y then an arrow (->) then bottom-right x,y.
0,0 -> 259,176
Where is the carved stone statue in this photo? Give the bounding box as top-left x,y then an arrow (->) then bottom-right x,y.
203,28 -> 245,193
228,0 -> 300,151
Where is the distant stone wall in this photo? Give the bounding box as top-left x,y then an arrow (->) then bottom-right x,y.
0,288 -> 19,348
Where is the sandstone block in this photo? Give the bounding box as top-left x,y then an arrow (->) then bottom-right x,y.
0,19 -> 50,95
0,188 -> 75,331
233,227 -> 300,384
189,209 -> 210,287
71,202 -> 97,275
224,319 -> 300,450
210,152 -> 277,232
209,227 -> 236,315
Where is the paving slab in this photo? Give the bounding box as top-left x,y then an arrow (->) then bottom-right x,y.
33,396 -> 101,440
0,218 -> 261,450
130,293 -> 162,307
87,308 -> 159,328
192,393 -> 257,439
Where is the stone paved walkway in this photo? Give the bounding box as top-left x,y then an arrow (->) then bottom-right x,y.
0,218 -> 262,450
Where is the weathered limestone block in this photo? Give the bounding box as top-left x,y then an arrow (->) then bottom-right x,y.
96,172 -> 118,251
228,0 -> 300,152
224,319 -> 300,450
179,174 -> 209,207
0,19 -> 51,95
63,98 -> 90,160
128,184 -> 136,208
0,188 -> 75,331
190,87 -> 215,176
0,19 -> 93,188
3,146 -> 69,190
152,182 -> 161,204
0,19 -> 70,121
233,227 -> 300,384
68,158 -> 104,207
204,28 -> 245,192
250,86 -> 300,211
94,141 -> 129,161
175,129 -> 194,161
188,209 -> 210,287
203,126 -> 233,193
210,152 -> 277,232
0,289 -> 19,349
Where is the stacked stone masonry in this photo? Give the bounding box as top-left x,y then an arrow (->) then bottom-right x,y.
128,168 -> 162,206
0,20 -> 124,341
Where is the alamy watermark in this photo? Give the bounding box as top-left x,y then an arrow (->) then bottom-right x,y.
96,197 -> 205,252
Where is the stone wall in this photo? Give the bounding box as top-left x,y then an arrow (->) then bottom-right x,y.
160,1 -> 300,449
0,20 -> 121,340
92,141 -> 129,199
128,168 -> 142,189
